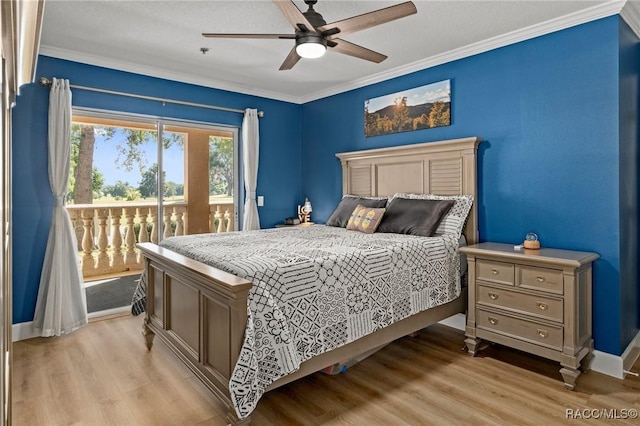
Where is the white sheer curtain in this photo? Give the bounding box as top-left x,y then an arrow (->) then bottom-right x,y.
33,78 -> 88,337
242,108 -> 260,230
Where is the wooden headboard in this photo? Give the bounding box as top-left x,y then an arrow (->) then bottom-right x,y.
335,137 -> 482,244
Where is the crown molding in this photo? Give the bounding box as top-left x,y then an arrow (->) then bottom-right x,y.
298,0 -> 627,103
40,1 -> 628,105
38,45 -> 304,104
621,0 -> 640,38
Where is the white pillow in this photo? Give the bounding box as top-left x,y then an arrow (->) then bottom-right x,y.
391,193 -> 473,238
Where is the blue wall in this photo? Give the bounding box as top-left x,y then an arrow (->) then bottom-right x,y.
11,18 -> 639,356
301,16 -> 632,355
12,56 -> 302,324
618,19 -> 640,349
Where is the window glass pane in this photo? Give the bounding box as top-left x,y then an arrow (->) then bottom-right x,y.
160,130 -> 185,203
209,135 -> 234,201
70,116 -> 158,205
163,124 -> 235,234
209,133 -> 235,233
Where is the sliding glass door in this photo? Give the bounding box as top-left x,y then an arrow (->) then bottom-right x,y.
68,109 -> 239,314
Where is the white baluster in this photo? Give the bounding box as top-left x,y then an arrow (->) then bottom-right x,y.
110,207 -> 124,268
81,208 -> 95,275
224,210 -> 231,233
215,206 -> 223,233
174,206 -> 184,236
149,207 -> 158,244
209,205 -> 216,233
123,207 -> 137,266
138,207 -> 149,243
95,208 -> 110,271
228,206 -> 234,231
163,207 -> 173,239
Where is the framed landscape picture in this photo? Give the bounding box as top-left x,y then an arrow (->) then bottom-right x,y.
364,79 -> 451,137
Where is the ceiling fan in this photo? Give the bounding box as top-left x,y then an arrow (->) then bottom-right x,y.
202,0 -> 417,70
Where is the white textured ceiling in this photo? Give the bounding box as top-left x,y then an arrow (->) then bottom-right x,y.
40,0 -> 628,103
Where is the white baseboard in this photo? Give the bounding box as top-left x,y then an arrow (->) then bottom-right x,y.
439,313 -> 640,380
591,350 -> 624,379
589,330 -> 640,379
12,321 -> 38,342
12,306 -> 132,341
438,313 -> 466,331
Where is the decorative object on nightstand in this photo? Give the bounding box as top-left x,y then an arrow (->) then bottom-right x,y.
460,242 -> 599,391
284,217 -> 300,225
298,198 -> 313,224
523,232 -> 540,249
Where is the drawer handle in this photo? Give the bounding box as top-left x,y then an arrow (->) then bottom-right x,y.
537,329 -> 549,339
488,317 -> 498,325
537,302 -> 548,311
536,276 -> 545,282
491,269 -> 499,275
488,292 -> 499,300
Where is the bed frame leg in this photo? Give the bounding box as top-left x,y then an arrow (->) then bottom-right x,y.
142,317 -> 155,350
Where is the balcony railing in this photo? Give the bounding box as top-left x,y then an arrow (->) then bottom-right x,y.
66,201 -> 234,279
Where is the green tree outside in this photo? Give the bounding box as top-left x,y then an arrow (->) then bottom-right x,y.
68,124 -> 184,204
103,180 -> 136,199
138,163 -> 165,198
209,137 -> 234,197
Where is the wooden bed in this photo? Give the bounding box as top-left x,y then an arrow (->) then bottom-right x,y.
138,136 -> 481,425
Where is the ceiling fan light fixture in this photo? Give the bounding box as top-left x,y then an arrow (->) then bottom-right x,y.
295,35 -> 327,59
203,0 -> 418,70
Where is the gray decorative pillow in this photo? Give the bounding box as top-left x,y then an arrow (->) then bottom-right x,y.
326,195 -> 388,228
391,193 -> 474,238
376,197 -> 454,237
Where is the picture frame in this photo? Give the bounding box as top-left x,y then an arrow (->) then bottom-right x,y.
364,79 -> 451,137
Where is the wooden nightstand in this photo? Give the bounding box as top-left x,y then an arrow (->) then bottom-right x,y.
460,242 -> 599,390
274,222 -> 315,228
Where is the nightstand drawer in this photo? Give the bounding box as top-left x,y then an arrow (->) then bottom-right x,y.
476,259 -> 514,286
517,265 -> 564,295
477,308 -> 563,351
477,284 -> 563,323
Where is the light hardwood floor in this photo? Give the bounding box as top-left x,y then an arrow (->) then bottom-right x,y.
13,315 -> 640,425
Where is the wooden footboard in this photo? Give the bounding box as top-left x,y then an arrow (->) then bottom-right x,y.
138,241 -> 467,425
138,242 -> 252,425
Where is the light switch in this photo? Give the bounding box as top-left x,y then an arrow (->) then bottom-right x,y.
257,196 -> 264,206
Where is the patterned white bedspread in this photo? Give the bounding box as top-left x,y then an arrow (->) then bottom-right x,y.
158,225 -> 462,419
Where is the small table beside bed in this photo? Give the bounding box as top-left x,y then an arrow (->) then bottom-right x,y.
135,136 -> 482,424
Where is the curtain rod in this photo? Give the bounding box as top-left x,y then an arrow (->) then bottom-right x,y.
38,77 -> 264,118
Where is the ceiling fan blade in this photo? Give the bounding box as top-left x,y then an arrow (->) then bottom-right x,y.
279,46 -> 302,70
318,1 -> 417,39
272,0 -> 317,33
330,39 -> 387,63
202,33 -> 296,40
